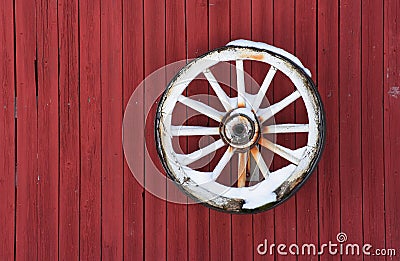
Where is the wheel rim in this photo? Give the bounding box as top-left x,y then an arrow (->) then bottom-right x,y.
155,45 -> 325,213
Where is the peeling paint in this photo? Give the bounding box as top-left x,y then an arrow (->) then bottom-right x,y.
388,86 -> 400,98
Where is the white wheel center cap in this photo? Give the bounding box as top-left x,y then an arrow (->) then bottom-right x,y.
220,108 -> 260,152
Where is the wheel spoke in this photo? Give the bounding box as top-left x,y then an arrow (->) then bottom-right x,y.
262,124 -> 309,134
258,91 -> 301,123
247,151 -> 251,174
250,147 -> 270,178
258,137 -> 303,165
178,95 -> 224,122
238,152 -> 247,187
203,69 -> 233,111
212,147 -> 234,180
171,126 -> 220,136
236,60 -> 246,108
251,66 -> 277,111
176,139 -> 225,166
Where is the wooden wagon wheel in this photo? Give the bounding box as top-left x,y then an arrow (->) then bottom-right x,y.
155,40 -> 325,213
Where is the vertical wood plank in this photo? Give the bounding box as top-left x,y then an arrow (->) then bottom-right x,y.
362,1 -> 385,260
384,0 -> 400,257
186,1 -> 210,260
317,1 -> 340,260
166,0 -> 188,260
100,0 -> 123,259
6,1 -> 398,260
209,0 -> 230,49
339,1 -> 363,260
273,1 -> 297,260
0,0 -> 15,259
209,0 -> 232,260
36,0 -> 59,259
15,0 -> 38,258
295,1 -> 318,260
144,0 -> 167,260
123,0 -> 144,260
58,0 -> 80,259
230,0 -> 253,260
79,0 -> 101,259
231,0 -> 251,40
251,1 -> 275,260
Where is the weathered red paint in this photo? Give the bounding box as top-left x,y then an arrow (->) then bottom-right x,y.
295,1 -> 318,261
2,0 -> 399,260
80,0 -> 101,259
273,2 -> 297,261
0,1 -> 15,260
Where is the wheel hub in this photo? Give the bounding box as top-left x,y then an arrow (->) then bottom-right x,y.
220,108 -> 260,152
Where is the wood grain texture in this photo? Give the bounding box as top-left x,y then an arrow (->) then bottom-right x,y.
273,1 -> 297,260
361,1 -> 385,260
15,0 -> 38,259
384,0 -> 400,258
58,0 -> 80,259
317,1 -> 341,260
251,1 -> 275,260
123,0 -> 144,260
36,0 -> 59,259
166,0 -> 188,260
230,0 -> 253,260
79,0 -> 101,259
101,0 -> 124,259
2,1 -> 400,260
0,0 -> 15,260
209,1 -> 232,260
295,1 -> 318,260
339,1 -> 363,260
144,0 -> 167,260
186,1 -> 210,260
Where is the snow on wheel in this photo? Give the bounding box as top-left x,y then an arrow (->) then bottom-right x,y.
155,40 -> 325,213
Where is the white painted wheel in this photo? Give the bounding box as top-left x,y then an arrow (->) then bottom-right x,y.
155,41 -> 325,213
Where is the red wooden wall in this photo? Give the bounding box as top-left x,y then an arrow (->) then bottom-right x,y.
0,0 -> 399,260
